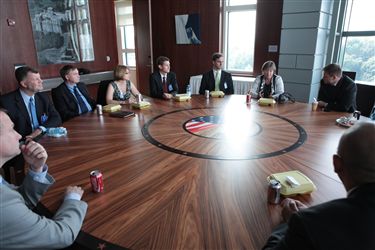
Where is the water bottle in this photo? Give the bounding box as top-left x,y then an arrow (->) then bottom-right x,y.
186,84 -> 191,97
47,127 -> 67,137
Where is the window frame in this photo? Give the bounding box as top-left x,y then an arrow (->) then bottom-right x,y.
222,0 -> 257,75
330,0 -> 375,83
114,0 -> 136,68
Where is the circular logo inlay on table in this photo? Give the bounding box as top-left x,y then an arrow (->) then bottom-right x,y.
142,108 -> 307,160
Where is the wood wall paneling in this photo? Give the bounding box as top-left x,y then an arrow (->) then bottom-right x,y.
0,0 -> 118,95
150,0 -> 220,94
253,0 -> 283,76
133,0 -> 152,95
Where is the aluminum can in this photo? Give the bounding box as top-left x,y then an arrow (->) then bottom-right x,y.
246,93 -> 251,104
267,179 -> 281,204
137,94 -> 142,103
90,170 -> 104,193
96,104 -> 103,116
205,90 -> 210,99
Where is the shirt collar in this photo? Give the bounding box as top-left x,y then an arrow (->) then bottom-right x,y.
19,89 -> 35,103
159,72 -> 167,79
65,82 -> 77,90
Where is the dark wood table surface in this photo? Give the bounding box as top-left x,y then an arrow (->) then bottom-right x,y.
40,95 -> 367,250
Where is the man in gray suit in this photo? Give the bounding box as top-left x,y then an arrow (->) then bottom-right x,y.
0,109 -> 87,249
263,122 -> 375,250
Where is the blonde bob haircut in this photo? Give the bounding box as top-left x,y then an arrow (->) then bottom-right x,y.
261,61 -> 276,72
114,65 -> 129,81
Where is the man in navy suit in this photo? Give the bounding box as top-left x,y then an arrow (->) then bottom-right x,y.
149,56 -> 178,99
263,122 -> 375,250
199,52 -> 234,95
0,66 -> 61,184
52,65 -> 96,121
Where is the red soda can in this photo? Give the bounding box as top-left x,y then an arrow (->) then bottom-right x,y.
90,170 -> 104,193
246,93 -> 251,104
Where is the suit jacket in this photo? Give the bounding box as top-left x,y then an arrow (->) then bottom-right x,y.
199,70 -> 234,95
149,71 -> 178,99
263,183 -> 375,250
0,174 -> 87,249
318,75 -> 357,112
0,89 -> 61,137
51,82 -> 96,122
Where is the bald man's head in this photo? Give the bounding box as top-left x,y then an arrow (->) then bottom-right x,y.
337,122 -> 375,185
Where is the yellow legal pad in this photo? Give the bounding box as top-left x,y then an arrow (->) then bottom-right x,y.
173,94 -> 191,102
103,104 -> 122,113
132,101 -> 151,109
210,91 -> 225,98
267,170 -> 316,196
258,98 -> 276,106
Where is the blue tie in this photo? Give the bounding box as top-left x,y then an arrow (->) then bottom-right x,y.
29,97 -> 39,130
73,86 -> 89,114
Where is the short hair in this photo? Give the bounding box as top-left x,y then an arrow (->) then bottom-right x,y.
323,63 -> 342,77
60,65 -> 78,80
337,122 -> 375,184
212,52 -> 223,61
15,66 -> 38,83
0,108 -> 9,130
261,61 -> 276,72
114,65 -> 129,81
156,56 -> 170,66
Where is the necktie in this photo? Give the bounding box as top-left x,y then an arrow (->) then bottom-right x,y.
162,76 -> 167,93
215,71 -> 220,91
73,86 -> 89,114
29,97 -> 39,130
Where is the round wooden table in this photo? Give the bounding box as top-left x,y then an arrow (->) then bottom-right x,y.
40,95 -> 363,249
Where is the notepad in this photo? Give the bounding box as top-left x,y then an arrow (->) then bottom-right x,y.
109,111 -> 135,118
258,98 -> 276,106
103,104 -> 122,112
132,101 -> 151,109
210,91 -> 225,98
173,94 -> 191,102
267,170 -> 316,196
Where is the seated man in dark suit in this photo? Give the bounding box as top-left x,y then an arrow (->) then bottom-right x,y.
149,56 -> 178,99
263,122 -> 375,250
199,52 -> 234,95
52,65 -> 96,121
318,63 -> 357,112
0,109 -> 87,249
0,66 -> 61,184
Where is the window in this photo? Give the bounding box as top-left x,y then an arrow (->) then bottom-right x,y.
337,0 -> 375,83
115,0 -> 136,67
223,0 -> 257,73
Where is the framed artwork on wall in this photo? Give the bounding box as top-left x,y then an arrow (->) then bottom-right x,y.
28,0 -> 95,65
175,13 -> 201,45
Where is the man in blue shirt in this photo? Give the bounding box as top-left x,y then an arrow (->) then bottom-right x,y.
52,65 -> 96,121
0,66 -> 61,184
0,109 -> 87,249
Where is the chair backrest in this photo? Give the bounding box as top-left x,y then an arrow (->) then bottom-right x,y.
343,71 -> 356,81
96,80 -> 113,106
356,83 -> 375,117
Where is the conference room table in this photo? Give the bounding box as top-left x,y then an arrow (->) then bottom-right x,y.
39,95 -> 369,250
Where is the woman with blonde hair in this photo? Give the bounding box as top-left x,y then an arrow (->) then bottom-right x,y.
106,65 -> 141,104
250,61 -> 284,99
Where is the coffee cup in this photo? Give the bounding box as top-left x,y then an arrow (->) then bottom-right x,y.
312,101 -> 318,111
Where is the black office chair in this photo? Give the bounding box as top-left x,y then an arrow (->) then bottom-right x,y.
96,80 -> 113,106
343,71 -> 356,81
356,82 -> 375,117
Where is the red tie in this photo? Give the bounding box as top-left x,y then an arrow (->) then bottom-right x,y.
162,76 -> 167,93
